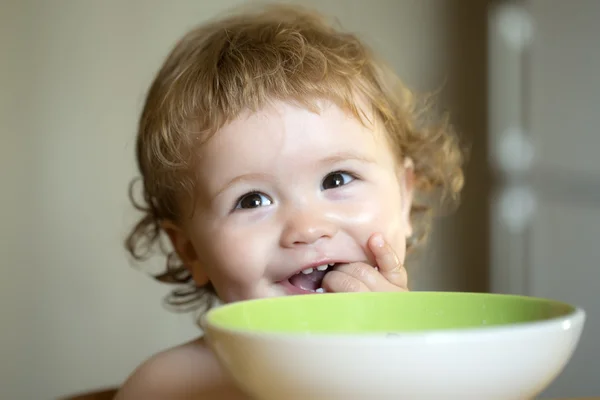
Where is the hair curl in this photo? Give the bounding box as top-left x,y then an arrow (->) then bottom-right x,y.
125,4 -> 466,313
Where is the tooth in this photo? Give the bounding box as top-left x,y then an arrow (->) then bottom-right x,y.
316,264 -> 328,271
328,263 -> 335,267
315,288 -> 325,293
301,268 -> 313,274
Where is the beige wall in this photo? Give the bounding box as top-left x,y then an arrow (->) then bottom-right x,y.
1,2 -> 32,398
0,1 -> 488,398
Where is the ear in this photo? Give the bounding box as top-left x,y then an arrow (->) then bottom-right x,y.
398,157 -> 415,238
160,220 -> 210,286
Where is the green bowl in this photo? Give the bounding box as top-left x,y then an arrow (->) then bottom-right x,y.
204,292 -> 585,400
205,291 -> 576,334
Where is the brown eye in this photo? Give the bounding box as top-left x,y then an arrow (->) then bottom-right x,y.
235,192 -> 272,210
322,172 -> 354,190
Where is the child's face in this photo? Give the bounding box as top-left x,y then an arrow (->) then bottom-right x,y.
168,100 -> 413,302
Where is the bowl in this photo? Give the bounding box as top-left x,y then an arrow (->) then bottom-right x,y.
203,291 -> 585,400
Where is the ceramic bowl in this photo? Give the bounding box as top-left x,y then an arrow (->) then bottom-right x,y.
203,291 -> 585,400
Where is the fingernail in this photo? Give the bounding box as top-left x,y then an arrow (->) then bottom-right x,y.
372,233 -> 385,248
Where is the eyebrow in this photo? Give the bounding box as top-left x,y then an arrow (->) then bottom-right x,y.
319,151 -> 377,165
213,172 -> 273,199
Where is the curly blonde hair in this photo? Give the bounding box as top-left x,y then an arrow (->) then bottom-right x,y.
126,4 -> 465,312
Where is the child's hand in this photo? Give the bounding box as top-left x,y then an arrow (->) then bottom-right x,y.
322,233 -> 408,293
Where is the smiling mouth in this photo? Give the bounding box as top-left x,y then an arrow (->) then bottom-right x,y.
286,263 -> 337,293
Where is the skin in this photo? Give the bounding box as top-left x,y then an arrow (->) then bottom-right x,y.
116,100 -> 414,399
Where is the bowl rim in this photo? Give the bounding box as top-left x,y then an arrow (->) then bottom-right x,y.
202,291 -> 586,342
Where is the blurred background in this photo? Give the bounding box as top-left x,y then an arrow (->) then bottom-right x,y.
1,0 -> 598,398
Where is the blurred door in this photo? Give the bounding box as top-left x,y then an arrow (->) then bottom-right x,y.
488,1 -> 600,398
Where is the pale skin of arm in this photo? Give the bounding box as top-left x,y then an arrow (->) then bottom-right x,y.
115,234 -> 406,399
114,337 -> 250,400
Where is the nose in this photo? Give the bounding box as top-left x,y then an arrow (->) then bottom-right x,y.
280,207 -> 338,247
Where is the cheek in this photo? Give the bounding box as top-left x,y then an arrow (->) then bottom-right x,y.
196,225 -> 269,284
341,181 -> 408,253
367,202 -> 407,247
379,190 -> 409,251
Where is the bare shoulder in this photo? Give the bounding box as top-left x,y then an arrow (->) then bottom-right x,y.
114,337 -> 249,400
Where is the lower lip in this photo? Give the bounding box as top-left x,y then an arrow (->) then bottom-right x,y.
279,279 -> 323,295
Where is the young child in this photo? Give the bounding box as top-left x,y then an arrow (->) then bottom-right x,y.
116,4 -> 464,399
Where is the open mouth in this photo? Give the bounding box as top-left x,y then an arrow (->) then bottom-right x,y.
283,263 -> 338,294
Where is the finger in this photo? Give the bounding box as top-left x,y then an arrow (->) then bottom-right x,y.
369,233 -> 408,288
321,270 -> 370,293
332,262 -> 387,292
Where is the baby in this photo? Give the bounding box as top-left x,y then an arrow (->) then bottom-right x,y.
116,4 -> 465,399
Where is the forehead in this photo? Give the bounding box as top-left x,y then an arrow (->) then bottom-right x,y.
199,100 -> 388,166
